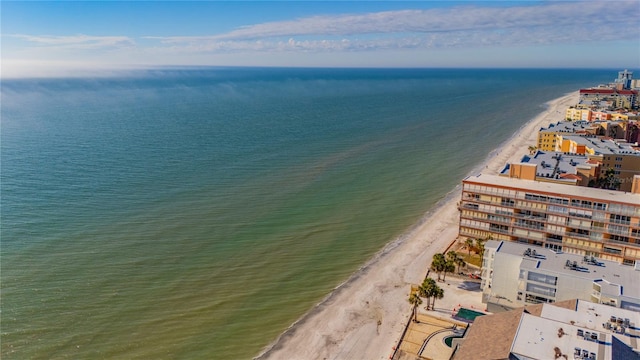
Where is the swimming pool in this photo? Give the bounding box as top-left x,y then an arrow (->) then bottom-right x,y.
444,335 -> 463,347
454,307 -> 486,322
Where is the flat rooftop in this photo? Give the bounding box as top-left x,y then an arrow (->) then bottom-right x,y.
489,240 -> 640,300
560,134 -> 640,156
501,151 -> 595,180
463,173 -> 640,204
540,121 -> 597,134
511,301 -> 640,360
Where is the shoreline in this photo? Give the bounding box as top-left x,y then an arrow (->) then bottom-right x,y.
255,91 -> 579,360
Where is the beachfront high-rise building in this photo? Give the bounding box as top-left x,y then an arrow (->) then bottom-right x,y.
616,69 -> 633,90
458,174 -> 640,264
480,240 -> 640,312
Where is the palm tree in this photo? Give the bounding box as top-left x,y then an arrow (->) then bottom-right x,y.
528,145 -> 537,155
430,253 -> 447,281
420,278 -> 437,310
442,259 -> 456,282
430,285 -> 445,310
464,238 -> 474,258
447,250 -> 458,262
475,238 -> 486,259
446,250 -> 465,274
408,293 -> 422,322
455,256 -> 466,274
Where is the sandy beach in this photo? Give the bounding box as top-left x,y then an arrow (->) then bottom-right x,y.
255,91 -> 579,360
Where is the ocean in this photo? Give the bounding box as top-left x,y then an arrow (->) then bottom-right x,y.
1,68 -> 614,359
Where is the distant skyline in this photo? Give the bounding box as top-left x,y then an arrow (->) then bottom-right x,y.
2,1 -> 640,77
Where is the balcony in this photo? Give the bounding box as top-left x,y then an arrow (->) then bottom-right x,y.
607,227 -> 630,236
609,218 -> 631,226
512,221 -> 545,231
489,227 -> 511,235
566,231 -> 592,241
545,236 -> 563,244
460,213 -> 512,226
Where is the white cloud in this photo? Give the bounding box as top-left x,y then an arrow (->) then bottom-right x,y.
4,0 -> 639,76
10,34 -> 135,49
148,1 -> 639,49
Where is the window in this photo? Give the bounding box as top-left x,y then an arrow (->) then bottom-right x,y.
545,243 -> 562,252
610,214 -> 631,225
526,283 -> 556,297
603,247 -> 622,255
593,202 -> 607,211
548,205 -> 568,214
527,272 -> 558,285
610,235 -> 629,243
525,294 -> 553,304
501,198 -> 514,207
571,199 -> 593,209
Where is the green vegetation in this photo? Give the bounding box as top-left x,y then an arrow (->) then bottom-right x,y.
430,252 -> 456,282
463,254 -> 482,267
417,277 -> 444,311
408,293 -> 422,322
459,236 -> 492,267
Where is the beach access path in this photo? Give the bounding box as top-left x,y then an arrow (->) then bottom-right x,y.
255,91 -> 579,360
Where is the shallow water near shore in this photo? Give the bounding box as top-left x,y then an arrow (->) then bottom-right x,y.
1,68 -> 613,359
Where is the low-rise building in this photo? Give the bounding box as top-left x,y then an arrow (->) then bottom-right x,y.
452,299 -> 640,360
480,240 -> 640,312
579,88 -> 638,110
538,121 -> 597,151
501,151 -> 600,187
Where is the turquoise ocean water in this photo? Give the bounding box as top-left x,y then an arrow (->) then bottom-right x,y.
1,68 -> 613,359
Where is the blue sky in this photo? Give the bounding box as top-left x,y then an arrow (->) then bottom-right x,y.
2,1 -> 639,77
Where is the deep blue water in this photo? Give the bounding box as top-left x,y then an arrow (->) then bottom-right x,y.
1,68 -> 614,358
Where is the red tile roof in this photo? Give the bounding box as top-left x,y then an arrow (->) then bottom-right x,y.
580,89 -> 615,94
579,88 -> 637,95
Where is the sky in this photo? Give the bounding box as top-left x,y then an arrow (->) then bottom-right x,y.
2,1 -> 640,77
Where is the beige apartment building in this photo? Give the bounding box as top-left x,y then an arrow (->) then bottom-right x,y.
459,174 -> 640,264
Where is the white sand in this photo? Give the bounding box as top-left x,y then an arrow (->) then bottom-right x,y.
255,91 -> 579,360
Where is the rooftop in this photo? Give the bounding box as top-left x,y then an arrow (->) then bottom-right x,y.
463,173 -> 640,205
451,300 -> 577,360
487,240 -> 640,300
511,301 -> 640,360
500,151 -> 596,182
580,88 -> 638,95
540,121 -> 597,134
559,134 -> 640,156
454,300 -> 640,360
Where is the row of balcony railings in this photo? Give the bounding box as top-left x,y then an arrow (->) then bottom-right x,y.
460,214 -> 635,239
462,187 -> 639,216
460,198 -> 638,226
459,228 -> 639,250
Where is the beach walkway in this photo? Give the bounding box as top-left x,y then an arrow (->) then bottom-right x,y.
394,274 -> 486,360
